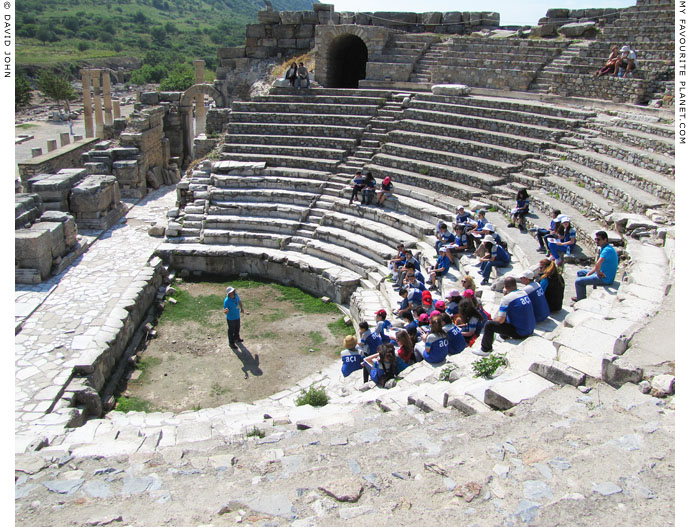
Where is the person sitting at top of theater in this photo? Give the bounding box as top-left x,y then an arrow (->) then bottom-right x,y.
572,231 -> 619,302
594,45 -> 619,77
296,62 -> 310,88
614,45 -> 638,78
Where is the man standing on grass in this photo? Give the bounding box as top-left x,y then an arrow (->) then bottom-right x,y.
223,286 -> 245,348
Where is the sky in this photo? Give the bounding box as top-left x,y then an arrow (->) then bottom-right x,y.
332,0 -> 637,27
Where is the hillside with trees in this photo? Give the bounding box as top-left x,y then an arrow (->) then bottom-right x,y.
17,0 -> 318,71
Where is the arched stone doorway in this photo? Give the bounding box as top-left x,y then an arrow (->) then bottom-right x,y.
326,34 -> 368,88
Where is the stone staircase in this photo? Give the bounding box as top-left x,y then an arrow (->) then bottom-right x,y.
410,42 -> 446,83
528,41 -> 595,94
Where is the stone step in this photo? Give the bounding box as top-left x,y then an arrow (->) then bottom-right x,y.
270,86 -> 395,99
388,130 -> 534,165
226,122 -> 363,139
364,161 -> 485,203
201,229 -> 285,248
223,134 -> 357,151
209,189 -> 317,207
222,143 -> 346,161
220,153 -> 340,172
371,152 -> 506,191
600,125 -> 675,156
204,215 -> 301,235
302,238 -> 388,282
380,142 -> 519,178
229,112 -> 372,127
403,108 -> 567,142
250,94 -> 387,105
612,118 -> 675,139
410,98 -> 590,130
315,208 -> 419,248
413,94 -> 595,121
211,174 -> 325,192
567,149 -> 674,201
231,101 -> 379,116
540,174 -> 616,220
584,136 -> 675,176
313,225 -> 396,264
206,202 -> 305,221
399,119 -> 551,154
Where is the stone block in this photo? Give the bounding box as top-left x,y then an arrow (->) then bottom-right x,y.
246,47 -> 276,59
650,375 -> 674,397
217,46 -> 246,59
482,12 -> 500,26
279,11 -> 303,24
15,193 -> 43,228
601,356 -> 643,388
112,160 -> 142,184
277,38 -> 297,48
246,24 -> 266,38
554,326 -> 626,356
302,11 -> 318,24
557,345 -> 602,379
355,13 -> 371,25
69,175 -> 119,214
295,25 -> 314,38
15,228 -> 52,278
257,9 -> 281,24
318,11 -> 338,24
442,12 -> 464,24
31,221 -> 65,259
273,24 -> 297,39
546,8 -> 570,18
139,92 -> 160,105
295,38 -> 312,49
446,394 -> 491,415
469,12 -> 482,26
146,167 -> 165,190
313,3 -> 334,12
529,359 -> 585,386
84,162 -> 108,175
558,21 -> 597,37
432,84 -> 472,96
419,12 -> 442,24
483,372 -> 554,410
532,24 -> 557,37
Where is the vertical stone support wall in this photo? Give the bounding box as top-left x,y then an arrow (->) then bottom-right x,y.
113,100 -> 121,120
81,69 -> 94,139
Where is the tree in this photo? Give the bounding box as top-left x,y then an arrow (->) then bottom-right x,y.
16,74 -> 32,109
38,71 -> 76,113
159,64 -> 194,91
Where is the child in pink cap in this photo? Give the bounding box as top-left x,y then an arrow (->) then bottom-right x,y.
376,176 -> 393,207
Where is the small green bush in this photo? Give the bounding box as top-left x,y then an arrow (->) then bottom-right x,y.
296,386 -> 329,407
115,396 -> 153,413
439,365 -> 457,382
246,426 -> 265,438
472,353 -> 508,379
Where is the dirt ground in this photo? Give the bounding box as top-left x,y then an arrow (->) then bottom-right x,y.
119,281 -> 350,413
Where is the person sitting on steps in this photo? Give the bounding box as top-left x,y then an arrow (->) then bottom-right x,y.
534,209 -> 561,254
547,216 -> 576,266
571,231 -> 619,302
285,62 -> 298,86
594,45 -> 619,77
509,189 -> 529,230
296,62 -> 310,89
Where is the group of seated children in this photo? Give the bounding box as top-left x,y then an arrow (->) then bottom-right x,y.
594,44 -> 638,78
349,170 -> 393,207
340,259 -> 566,385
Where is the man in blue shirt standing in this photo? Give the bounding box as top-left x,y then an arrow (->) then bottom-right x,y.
475,277 -> 536,356
223,286 -> 245,348
572,231 -> 619,302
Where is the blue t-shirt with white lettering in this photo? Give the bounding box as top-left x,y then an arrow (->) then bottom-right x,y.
499,290 -> 536,337
435,255 -> 451,276
341,349 -> 363,377
523,282 -> 550,322
359,329 -> 383,356
443,323 -> 467,355
423,332 -> 449,363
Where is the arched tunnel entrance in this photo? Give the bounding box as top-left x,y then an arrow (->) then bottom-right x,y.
326,34 -> 368,88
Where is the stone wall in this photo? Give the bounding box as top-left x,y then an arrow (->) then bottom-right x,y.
18,138 -> 100,192
548,72 -> 649,104
532,7 -> 622,37
431,66 -> 537,92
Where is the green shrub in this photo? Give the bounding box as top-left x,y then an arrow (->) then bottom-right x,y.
472,353 -> 508,379
115,396 -> 153,413
439,365 -> 457,382
246,426 -> 265,438
296,386 -> 329,407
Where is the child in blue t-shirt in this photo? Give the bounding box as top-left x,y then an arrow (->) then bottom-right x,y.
340,335 -> 364,377
510,189 -> 530,230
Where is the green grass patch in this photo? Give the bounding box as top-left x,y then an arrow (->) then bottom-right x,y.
132,356 -> 162,383
210,382 -> 230,397
15,123 -> 38,129
115,395 -> 154,413
295,386 -> 329,407
327,318 -> 352,342
257,331 -> 279,339
266,310 -> 288,323
159,289 -> 224,327
308,331 -> 325,347
272,284 -> 341,314
246,426 -> 265,438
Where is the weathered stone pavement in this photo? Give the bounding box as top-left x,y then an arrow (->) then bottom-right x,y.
15,186 -> 177,450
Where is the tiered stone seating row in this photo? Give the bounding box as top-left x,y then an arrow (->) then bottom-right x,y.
429,37 -> 570,91
366,34 -> 440,83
